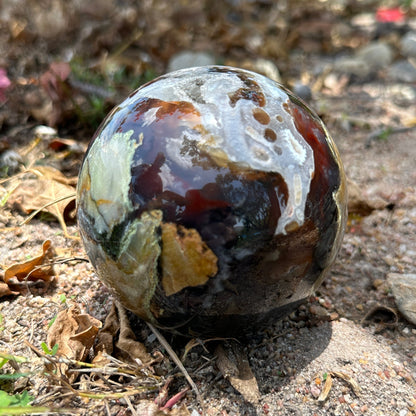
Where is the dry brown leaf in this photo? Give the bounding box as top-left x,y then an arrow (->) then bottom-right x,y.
317,373 -> 333,402
4,239 -> 56,283
47,304 -> 102,382
215,341 -> 260,404
30,165 -> 78,186
330,371 -> 361,396
0,280 -> 19,297
48,137 -> 84,153
7,165 -> 76,235
347,178 -> 388,216
93,301 -> 152,366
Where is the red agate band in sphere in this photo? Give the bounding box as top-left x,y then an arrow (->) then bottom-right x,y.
77,66 -> 347,337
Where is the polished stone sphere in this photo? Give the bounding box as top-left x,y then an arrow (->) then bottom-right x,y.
77,66 -> 347,337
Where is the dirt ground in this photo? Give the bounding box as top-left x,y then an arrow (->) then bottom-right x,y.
0,1 -> 416,415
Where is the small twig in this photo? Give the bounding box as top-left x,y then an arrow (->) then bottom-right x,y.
124,395 -> 139,416
365,125 -> 416,148
50,256 -> 90,265
104,399 -> 111,416
104,400 -> 111,416
147,323 -> 205,413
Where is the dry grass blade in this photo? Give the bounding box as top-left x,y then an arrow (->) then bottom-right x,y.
0,405 -> 76,415
24,340 -> 161,406
147,323 -> 205,412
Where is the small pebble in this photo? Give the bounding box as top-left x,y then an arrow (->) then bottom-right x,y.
310,384 -> 321,398
388,60 -> 416,83
168,51 -> 215,72
356,41 -> 393,71
309,304 -> 328,317
251,58 -> 281,82
387,273 -> 416,325
293,83 -> 312,102
333,57 -> 370,77
373,279 -> 384,289
401,31 -> 416,58
34,125 -> 58,139
296,375 -> 306,385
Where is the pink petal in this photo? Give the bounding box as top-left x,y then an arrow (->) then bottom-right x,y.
0,68 -> 11,89
376,7 -> 405,23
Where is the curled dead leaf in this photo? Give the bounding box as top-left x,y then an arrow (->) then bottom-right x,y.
314,370 -> 361,403
0,280 -> 20,297
361,305 -> 398,327
215,341 -> 260,404
4,239 -> 56,283
330,371 -> 361,396
347,178 -> 388,216
7,165 -> 76,236
47,304 -> 102,382
93,301 -> 152,367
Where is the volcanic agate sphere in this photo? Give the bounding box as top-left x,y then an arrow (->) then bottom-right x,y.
77,66 -> 347,337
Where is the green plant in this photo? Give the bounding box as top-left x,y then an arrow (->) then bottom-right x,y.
377,127 -> 392,141
40,342 -> 59,356
0,353 -> 27,370
47,315 -> 57,328
401,0 -> 414,8
0,390 -> 33,407
0,390 -> 50,415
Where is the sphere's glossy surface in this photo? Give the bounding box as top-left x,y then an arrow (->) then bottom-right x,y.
77,66 -> 347,337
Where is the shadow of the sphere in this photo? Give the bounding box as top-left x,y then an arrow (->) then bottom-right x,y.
124,304 -> 333,416
220,322 -> 332,416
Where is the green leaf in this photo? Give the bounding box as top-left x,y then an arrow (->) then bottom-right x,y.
48,315 -> 57,328
51,344 -> 59,356
0,391 -> 12,407
40,342 -> 58,356
0,373 -> 32,380
0,390 -> 33,407
0,353 -> 27,365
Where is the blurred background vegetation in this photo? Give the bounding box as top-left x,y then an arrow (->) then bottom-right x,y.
0,0 -> 415,139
